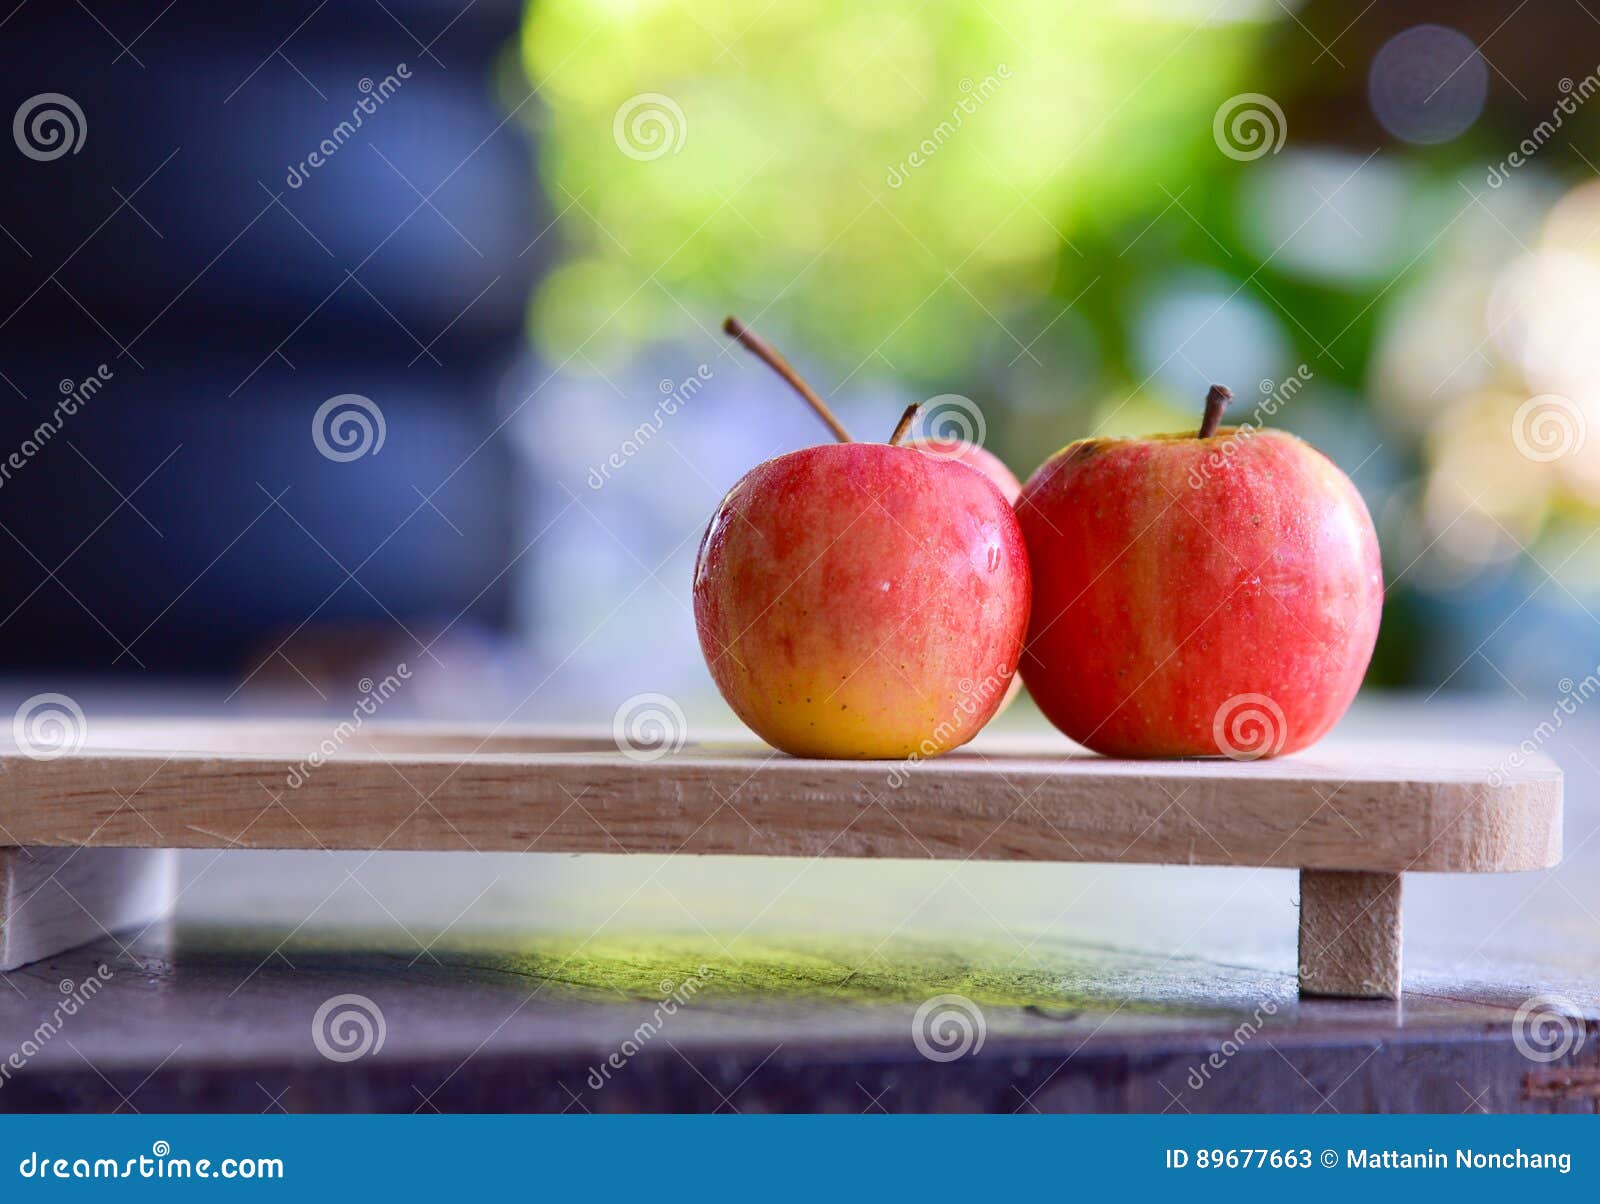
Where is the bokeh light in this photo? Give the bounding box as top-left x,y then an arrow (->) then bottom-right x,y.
1367,25 -> 1487,145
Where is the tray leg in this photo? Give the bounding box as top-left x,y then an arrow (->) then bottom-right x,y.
0,847 -> 176,971
1297,868 -> 1402,999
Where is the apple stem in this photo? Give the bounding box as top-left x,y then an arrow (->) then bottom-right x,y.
888,402 -> 920,446
722,315 -> 852,443
1198,384 -> 1234,438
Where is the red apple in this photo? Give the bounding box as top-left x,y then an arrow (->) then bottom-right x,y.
693,319 -> 1031,759
1015,386 -> 1382,759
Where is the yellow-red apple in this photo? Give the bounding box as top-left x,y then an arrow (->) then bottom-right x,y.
693,319 -> 1031,759
1015,386 -> 1382,759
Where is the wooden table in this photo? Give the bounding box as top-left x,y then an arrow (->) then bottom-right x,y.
0,694 -> 1594,1113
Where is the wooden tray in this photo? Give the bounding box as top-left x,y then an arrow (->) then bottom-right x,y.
0,720 -> 1563,999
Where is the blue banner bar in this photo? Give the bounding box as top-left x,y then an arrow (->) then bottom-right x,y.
0,1115 -> 1592,1198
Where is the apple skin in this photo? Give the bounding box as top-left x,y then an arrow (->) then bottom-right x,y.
1015,426 -> 1382,759
904,437 -> 1022,503
903,436 -> 1026,713
693,442 -> 1031,759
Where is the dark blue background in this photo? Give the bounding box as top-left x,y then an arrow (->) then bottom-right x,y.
0,1 -> 539,671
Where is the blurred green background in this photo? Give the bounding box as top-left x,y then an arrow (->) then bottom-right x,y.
508,0 -> 1600,699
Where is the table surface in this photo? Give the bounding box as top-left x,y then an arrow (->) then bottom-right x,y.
1,691 -> 1596,1114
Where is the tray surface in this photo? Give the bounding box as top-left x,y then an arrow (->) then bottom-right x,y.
0,720 -> 1563,872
